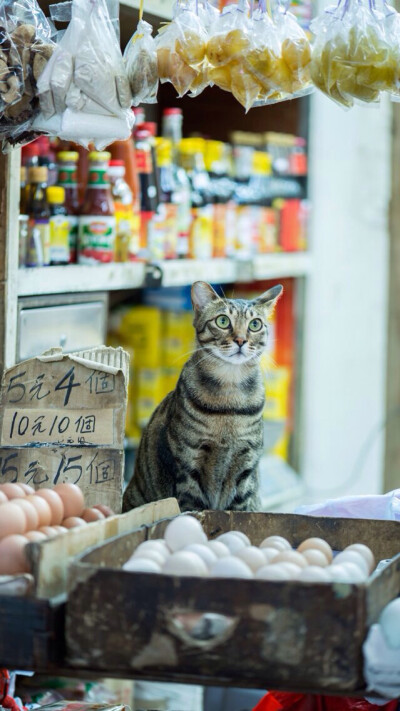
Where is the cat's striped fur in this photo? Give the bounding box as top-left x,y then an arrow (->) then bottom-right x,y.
122,281 -> 283,513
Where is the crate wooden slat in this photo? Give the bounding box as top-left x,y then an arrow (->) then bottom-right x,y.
65,511 -> 400,693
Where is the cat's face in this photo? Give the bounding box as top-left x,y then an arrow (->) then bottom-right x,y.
191,282 -> 283,365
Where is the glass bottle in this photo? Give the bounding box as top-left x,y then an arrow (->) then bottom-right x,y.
205,140 -> 234,258
26,166 -> 50,267
109,140 -> 141,261
162,108 -> 191,258
108,159 -> 137,262
47,186 -> 69,265
153,138 -> 178,260
57,151 -> 80,263
135,129 -> 158,259
180,138 -> 213,260
78,152 -> 116,264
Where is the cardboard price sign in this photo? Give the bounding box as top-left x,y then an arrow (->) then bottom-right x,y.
0,346 -> 129,512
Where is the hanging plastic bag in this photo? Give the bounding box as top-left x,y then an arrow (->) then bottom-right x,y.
0,18 -> 24,118
156,2 -> 209,98
34,0 -> 133,148
310,0 -> 397,108
124,19 -> 158,105
0,0 -> 55,147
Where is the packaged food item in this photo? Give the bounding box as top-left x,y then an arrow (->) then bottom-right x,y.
0,0 -> 55,147
26,165 -> 50,267
156,3 -> 209,98
57,150 -> 80,263
124,20 -> 158,105
109,159 -> 136,262
135,128 -> 158,258
154,138 -> 179,260
205,140 -> 235,257
162,108 -> 191,258
179,137 -> 213,260
109,139 -> 141,261
47,186 -> 69,265
78,151 -> 116,264
310,0 -> 397,107
35,0 -> 133,148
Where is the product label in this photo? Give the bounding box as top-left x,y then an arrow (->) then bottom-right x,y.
225,201 -> 236,257
235,206 -> 253,258
114,200 -> 136,262
189,205 -> 213,260
136,149 -> 152,175
58,166 -> 78,186
213,203 -> 227,258
87,168 -> 110,187
27,218 -> 50,266
50,215 -> 70,264
139,210 -> 154,258
259,207 -> 277,253
78,215 -> 116,264
149,203 -> 178,260
67,215 -> 79,263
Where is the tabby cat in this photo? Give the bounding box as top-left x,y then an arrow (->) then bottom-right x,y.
123,281 -> 283,513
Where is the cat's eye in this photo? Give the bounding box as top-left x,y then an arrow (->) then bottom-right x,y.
248,318 -> 263,332
215,315 -> 231,329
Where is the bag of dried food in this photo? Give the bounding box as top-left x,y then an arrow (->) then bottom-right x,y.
310,0 -> 398,107
156,1 -> 209,98
0,0 -> 55,147
34,0 -> 133,148
124,19 -> 158,105
0,16 -> 24,117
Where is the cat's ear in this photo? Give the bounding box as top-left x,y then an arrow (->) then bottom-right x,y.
254,284 -> 283,316
191,281 -> 220,311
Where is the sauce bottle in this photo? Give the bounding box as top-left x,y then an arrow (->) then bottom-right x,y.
135,129 -> 158,259
162,108 -> 191,258
47,186 -> 69,265
153,138 -> 178,260
57,151 -> 80,263
108,159 -> 137,262
179,138 -> 213,260
205,140 -> 234,258
109,140 -> 141,260
26,166 -> 50,267
78,152 -> 116,264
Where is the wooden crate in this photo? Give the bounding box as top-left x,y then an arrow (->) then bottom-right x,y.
66,511 -> 400,693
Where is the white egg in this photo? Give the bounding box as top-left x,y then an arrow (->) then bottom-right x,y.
256,564 -> 292,581
184,543 -> 217,569
209,556 -> 253,579
328,562 -> 367,583
260,547 -> 280,563
297,538 -> 333,563
260,536 -> 291,551
379,598 -> 400,649
133,548 -> 166,567
301,549 -> 329,568
273,551 -> 308,569
235,546 -> 267,572
216,533 -> 246,554
123,558 -> 161,574
298,566 -> 331,583
164,515 -> 207,552
207,540 -> 230,558
345,544 -> 375,573
134,540 -> 170,560
163,551 -> 208,577
277,562 -> 302,579
331,551 -> 369,576
230,531 -> 251,546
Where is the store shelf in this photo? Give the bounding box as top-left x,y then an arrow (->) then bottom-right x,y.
17,253 -> 312,297
17,262 -> 147,296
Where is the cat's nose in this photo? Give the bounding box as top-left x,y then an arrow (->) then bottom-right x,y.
234,337 -> 247,348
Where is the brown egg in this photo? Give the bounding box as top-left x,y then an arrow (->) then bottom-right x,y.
62,517 -> 87,529
12,498 -> 39,531
36,489 -> 64,525
82,507 -> 105,523
0,491 -> 7,505
26,495 -> 52,527
38,526 -> 58,537
0,502 -> 27,538
0,534 -> 29,574
25,530 -> 47,542
18,483 -> 35,495
0,483 -> 26,499
52,525 -> 68,534
297,537 -> 333,563
93,504 -> 114,518
54,483 -> 84,518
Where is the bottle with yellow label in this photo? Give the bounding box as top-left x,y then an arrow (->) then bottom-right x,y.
180,138 -> 213,260
26,166 -> 50,267
47,186 -> 70,265
108,159 -> 136,262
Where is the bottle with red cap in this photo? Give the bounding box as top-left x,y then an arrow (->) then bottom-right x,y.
108,159 -> 138,262
135,129 -> 158,258
161,108 -> 191,258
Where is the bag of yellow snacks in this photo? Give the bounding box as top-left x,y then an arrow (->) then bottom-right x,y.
310,0 -> 399,107
156,2 -> 209,98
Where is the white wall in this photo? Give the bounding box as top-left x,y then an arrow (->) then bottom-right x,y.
302,92 -> 391,501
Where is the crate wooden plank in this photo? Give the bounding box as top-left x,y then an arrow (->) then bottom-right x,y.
65,511 -> 400,693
